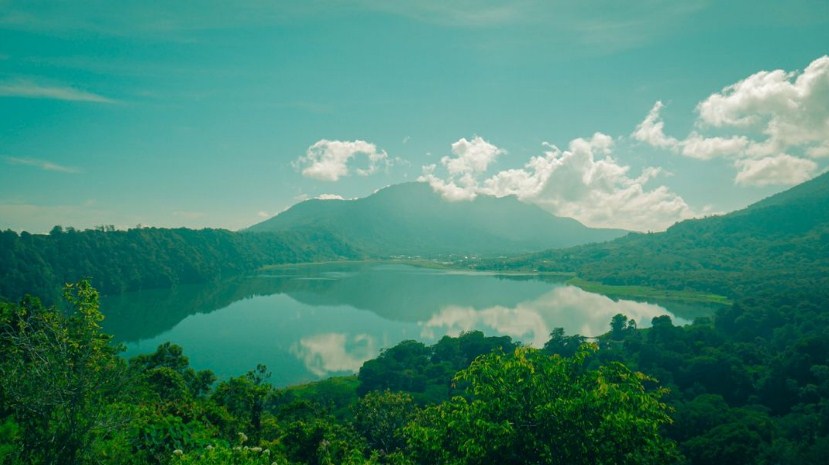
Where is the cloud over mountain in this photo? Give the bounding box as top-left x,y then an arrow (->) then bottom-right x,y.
633,55 -> 829,186
294,139 -> 388,181
421,133 -> 692,231
420,136 -> 505,201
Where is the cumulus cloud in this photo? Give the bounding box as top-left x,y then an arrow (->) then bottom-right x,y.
680,133 -> 751,160
294,139 -> 388,181
421,133 -> 693,231
633,56 -> 829,186
443,136 -> 504,176
632,101 -> 679,149
420,136 -> 505,201
734,155 -> 818,187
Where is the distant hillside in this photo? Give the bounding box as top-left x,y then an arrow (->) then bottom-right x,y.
247,182 -> 627,256
0,227 -> 362,304
482,171 -> 829,299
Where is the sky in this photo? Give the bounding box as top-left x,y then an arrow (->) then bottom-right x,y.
1,0 -> 828,233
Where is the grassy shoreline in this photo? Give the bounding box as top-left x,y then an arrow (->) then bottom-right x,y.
565,277 -> 732,306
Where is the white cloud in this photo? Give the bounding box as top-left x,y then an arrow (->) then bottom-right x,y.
4,156 -> 80,173
680,133 -> 751,160
294,139 -> 389,181
443,136 -> 505,176
315,193 -> 345,200
632,101 -> 679,149
421,133 -> 693,231
698,56 -> 829,154
734,155 -> 818,187
419,136 -> 506,202
0,80 -> 115,103
634,56 -> 829,186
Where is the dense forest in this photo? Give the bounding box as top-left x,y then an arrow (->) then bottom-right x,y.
0,227 -> 361,305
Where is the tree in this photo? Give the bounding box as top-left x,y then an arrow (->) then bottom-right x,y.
130,342 -> 216,399
211,364 -> 272,443
353,390 -> 417,454
0,281 -> 126,465
404,345 -> 679,465
611,313 -> 633,340
542,327 -> 586,357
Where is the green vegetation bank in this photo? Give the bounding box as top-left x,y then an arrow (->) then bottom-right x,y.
0,282 -> 678,465
0,227 -> 361,304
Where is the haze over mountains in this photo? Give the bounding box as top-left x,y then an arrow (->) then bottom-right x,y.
247,182 -> 628,256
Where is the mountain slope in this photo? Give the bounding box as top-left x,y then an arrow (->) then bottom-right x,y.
246,182 -> 628,256
483,171 -> 829,298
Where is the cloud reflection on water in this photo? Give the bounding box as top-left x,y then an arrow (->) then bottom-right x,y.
290,332 -> 378,377
292,285 -> 683,377
421,286 -> 682,347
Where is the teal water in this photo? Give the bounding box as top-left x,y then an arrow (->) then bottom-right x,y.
101,264 -> 713,386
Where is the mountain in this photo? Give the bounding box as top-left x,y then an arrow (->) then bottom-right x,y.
483,171 -> 829,299
246,182 -> 628,257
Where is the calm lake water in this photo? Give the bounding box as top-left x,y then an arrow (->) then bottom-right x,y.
101,263 -> 715,387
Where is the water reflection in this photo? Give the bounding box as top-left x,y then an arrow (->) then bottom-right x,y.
101,264 -> 711,386
422,286 -> 684,347
291,333 -> 378,377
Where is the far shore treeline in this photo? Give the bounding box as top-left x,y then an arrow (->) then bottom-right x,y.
0,226 -> 363,305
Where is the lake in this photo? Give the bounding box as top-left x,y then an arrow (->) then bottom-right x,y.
101,263 -> 715,387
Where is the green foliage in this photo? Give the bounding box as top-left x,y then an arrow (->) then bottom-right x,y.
0,227 -> 363,303
353,391 -> 417,454
0,282 -> 682,465
0,417 -> 20,464
211,365 -> 273,443
279,376 -> 360,420
280,416 -> 368,465
171,444 -> 278,465
0,280 -> 126,465
542,327 -> 586,357
358,331 -> 518,403
404,345 -> 679,465
9,272 -> 829,465
131,342 -> 217,400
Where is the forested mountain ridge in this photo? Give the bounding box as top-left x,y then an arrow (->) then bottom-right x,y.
0,227 -> 362,304
481,171 -> 829,299
247,182 -> 628,256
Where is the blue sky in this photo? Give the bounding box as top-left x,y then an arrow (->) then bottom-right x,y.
1,0 -> 828,233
